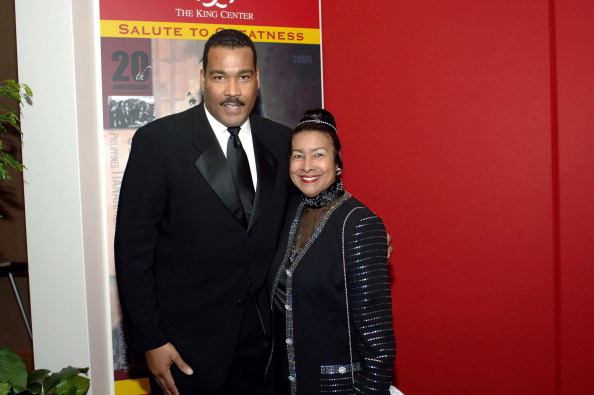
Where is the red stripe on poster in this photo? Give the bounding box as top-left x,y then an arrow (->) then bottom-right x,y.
100,0 -> 320,29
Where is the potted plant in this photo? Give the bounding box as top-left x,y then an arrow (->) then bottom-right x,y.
0,347 -> 89,395
0,79 -> 32,181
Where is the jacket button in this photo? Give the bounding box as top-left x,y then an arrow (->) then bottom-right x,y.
247,230 -> 252,237
237,299 -> 245,307
246,263 -> 251,270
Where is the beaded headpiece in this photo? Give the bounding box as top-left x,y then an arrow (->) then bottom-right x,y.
297,119 -> 337,132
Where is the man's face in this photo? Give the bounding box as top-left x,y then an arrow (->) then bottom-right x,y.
200,46 -> 260,127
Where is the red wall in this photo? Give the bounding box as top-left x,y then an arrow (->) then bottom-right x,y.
556,1 -> 594,393
321,1 -> 594,394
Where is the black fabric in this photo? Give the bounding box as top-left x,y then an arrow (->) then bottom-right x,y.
227,126 -> 255,226
273,197 -> 340,315
149,355 -> 267,395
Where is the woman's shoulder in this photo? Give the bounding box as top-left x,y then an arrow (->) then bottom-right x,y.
325,193 -> 386,238
340,193 -> 383,222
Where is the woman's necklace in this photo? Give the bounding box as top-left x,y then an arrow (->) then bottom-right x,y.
302,179 -> 344,208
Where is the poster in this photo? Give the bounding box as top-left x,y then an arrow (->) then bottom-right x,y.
99,1 -> 322,393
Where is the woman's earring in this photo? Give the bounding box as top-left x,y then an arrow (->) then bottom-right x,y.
336,168 -> 342,176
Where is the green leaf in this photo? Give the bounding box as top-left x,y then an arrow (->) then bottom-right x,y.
0,165 -> 12,181
51,377 -> 90,395
0,348 -> 28,388
0,151 -> 25,177
26,381 -> 43,394
22,84 -> 33,98
4,79 -> 19,89
0,79 -> 31,182
10,383 -> 29,394
0,80 -> 31,102
0,114 -> 20,131
0,382 -> 12,395
3,155 -> 24,171
43,367 -> 89,395
27,369 -> 50,386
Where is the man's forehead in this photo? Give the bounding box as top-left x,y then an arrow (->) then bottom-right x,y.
205,46 -> 256,69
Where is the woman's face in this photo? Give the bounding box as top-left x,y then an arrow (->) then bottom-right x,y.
290,130 -> 339,197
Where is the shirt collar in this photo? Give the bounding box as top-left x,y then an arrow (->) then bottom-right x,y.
204,105 -> 252,136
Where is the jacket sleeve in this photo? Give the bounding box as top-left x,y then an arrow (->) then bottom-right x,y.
114,127 -> 169,352
344,210 -> 396,394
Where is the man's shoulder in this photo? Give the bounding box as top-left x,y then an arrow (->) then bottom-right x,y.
134,105 -> 203,140
148,105 -> 201,129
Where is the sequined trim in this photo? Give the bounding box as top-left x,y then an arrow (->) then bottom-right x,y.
340,207 -> 363,389
320,362 -> 362,375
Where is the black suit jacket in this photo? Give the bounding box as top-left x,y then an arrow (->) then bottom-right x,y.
115,103 -> 292,389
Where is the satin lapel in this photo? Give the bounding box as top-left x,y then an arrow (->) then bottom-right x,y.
249,132 -> 278,229
192,105 -> 246,225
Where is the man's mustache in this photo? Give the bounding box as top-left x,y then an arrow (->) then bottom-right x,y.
220,97 -> 245,106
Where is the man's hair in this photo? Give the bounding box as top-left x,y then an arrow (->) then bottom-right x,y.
202,29 -> 257,72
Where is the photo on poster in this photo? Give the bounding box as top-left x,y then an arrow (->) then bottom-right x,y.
107,96 -> 155,129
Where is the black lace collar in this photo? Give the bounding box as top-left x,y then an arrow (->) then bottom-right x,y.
302,179 -> 345,208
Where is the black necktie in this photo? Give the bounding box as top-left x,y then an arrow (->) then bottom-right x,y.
227,127 -> 255,225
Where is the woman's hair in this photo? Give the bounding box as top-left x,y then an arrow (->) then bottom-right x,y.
293,108 -> 343,169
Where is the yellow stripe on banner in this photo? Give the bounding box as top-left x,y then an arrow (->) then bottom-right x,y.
114,378 -> 151,395
101,20 -> 320,44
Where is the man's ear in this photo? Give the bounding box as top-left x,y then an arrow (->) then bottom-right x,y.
200,68 -> 206,92
256,68 -> 261,89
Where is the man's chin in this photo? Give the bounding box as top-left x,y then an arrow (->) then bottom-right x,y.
219,112 -> 249,127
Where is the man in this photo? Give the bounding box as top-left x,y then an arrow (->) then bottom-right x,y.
115,29 -> 292,394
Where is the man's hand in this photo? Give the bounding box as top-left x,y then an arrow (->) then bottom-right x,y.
145,343 -> 193,395
387,232 -> 394,259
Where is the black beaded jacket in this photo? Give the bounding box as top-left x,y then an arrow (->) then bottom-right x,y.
267,192 -> 396,394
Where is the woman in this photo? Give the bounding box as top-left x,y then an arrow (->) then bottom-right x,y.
267,109 -> 396,394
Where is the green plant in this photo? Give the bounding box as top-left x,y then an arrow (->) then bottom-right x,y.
0,347 -> 89,395
0,79 -> 32,181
